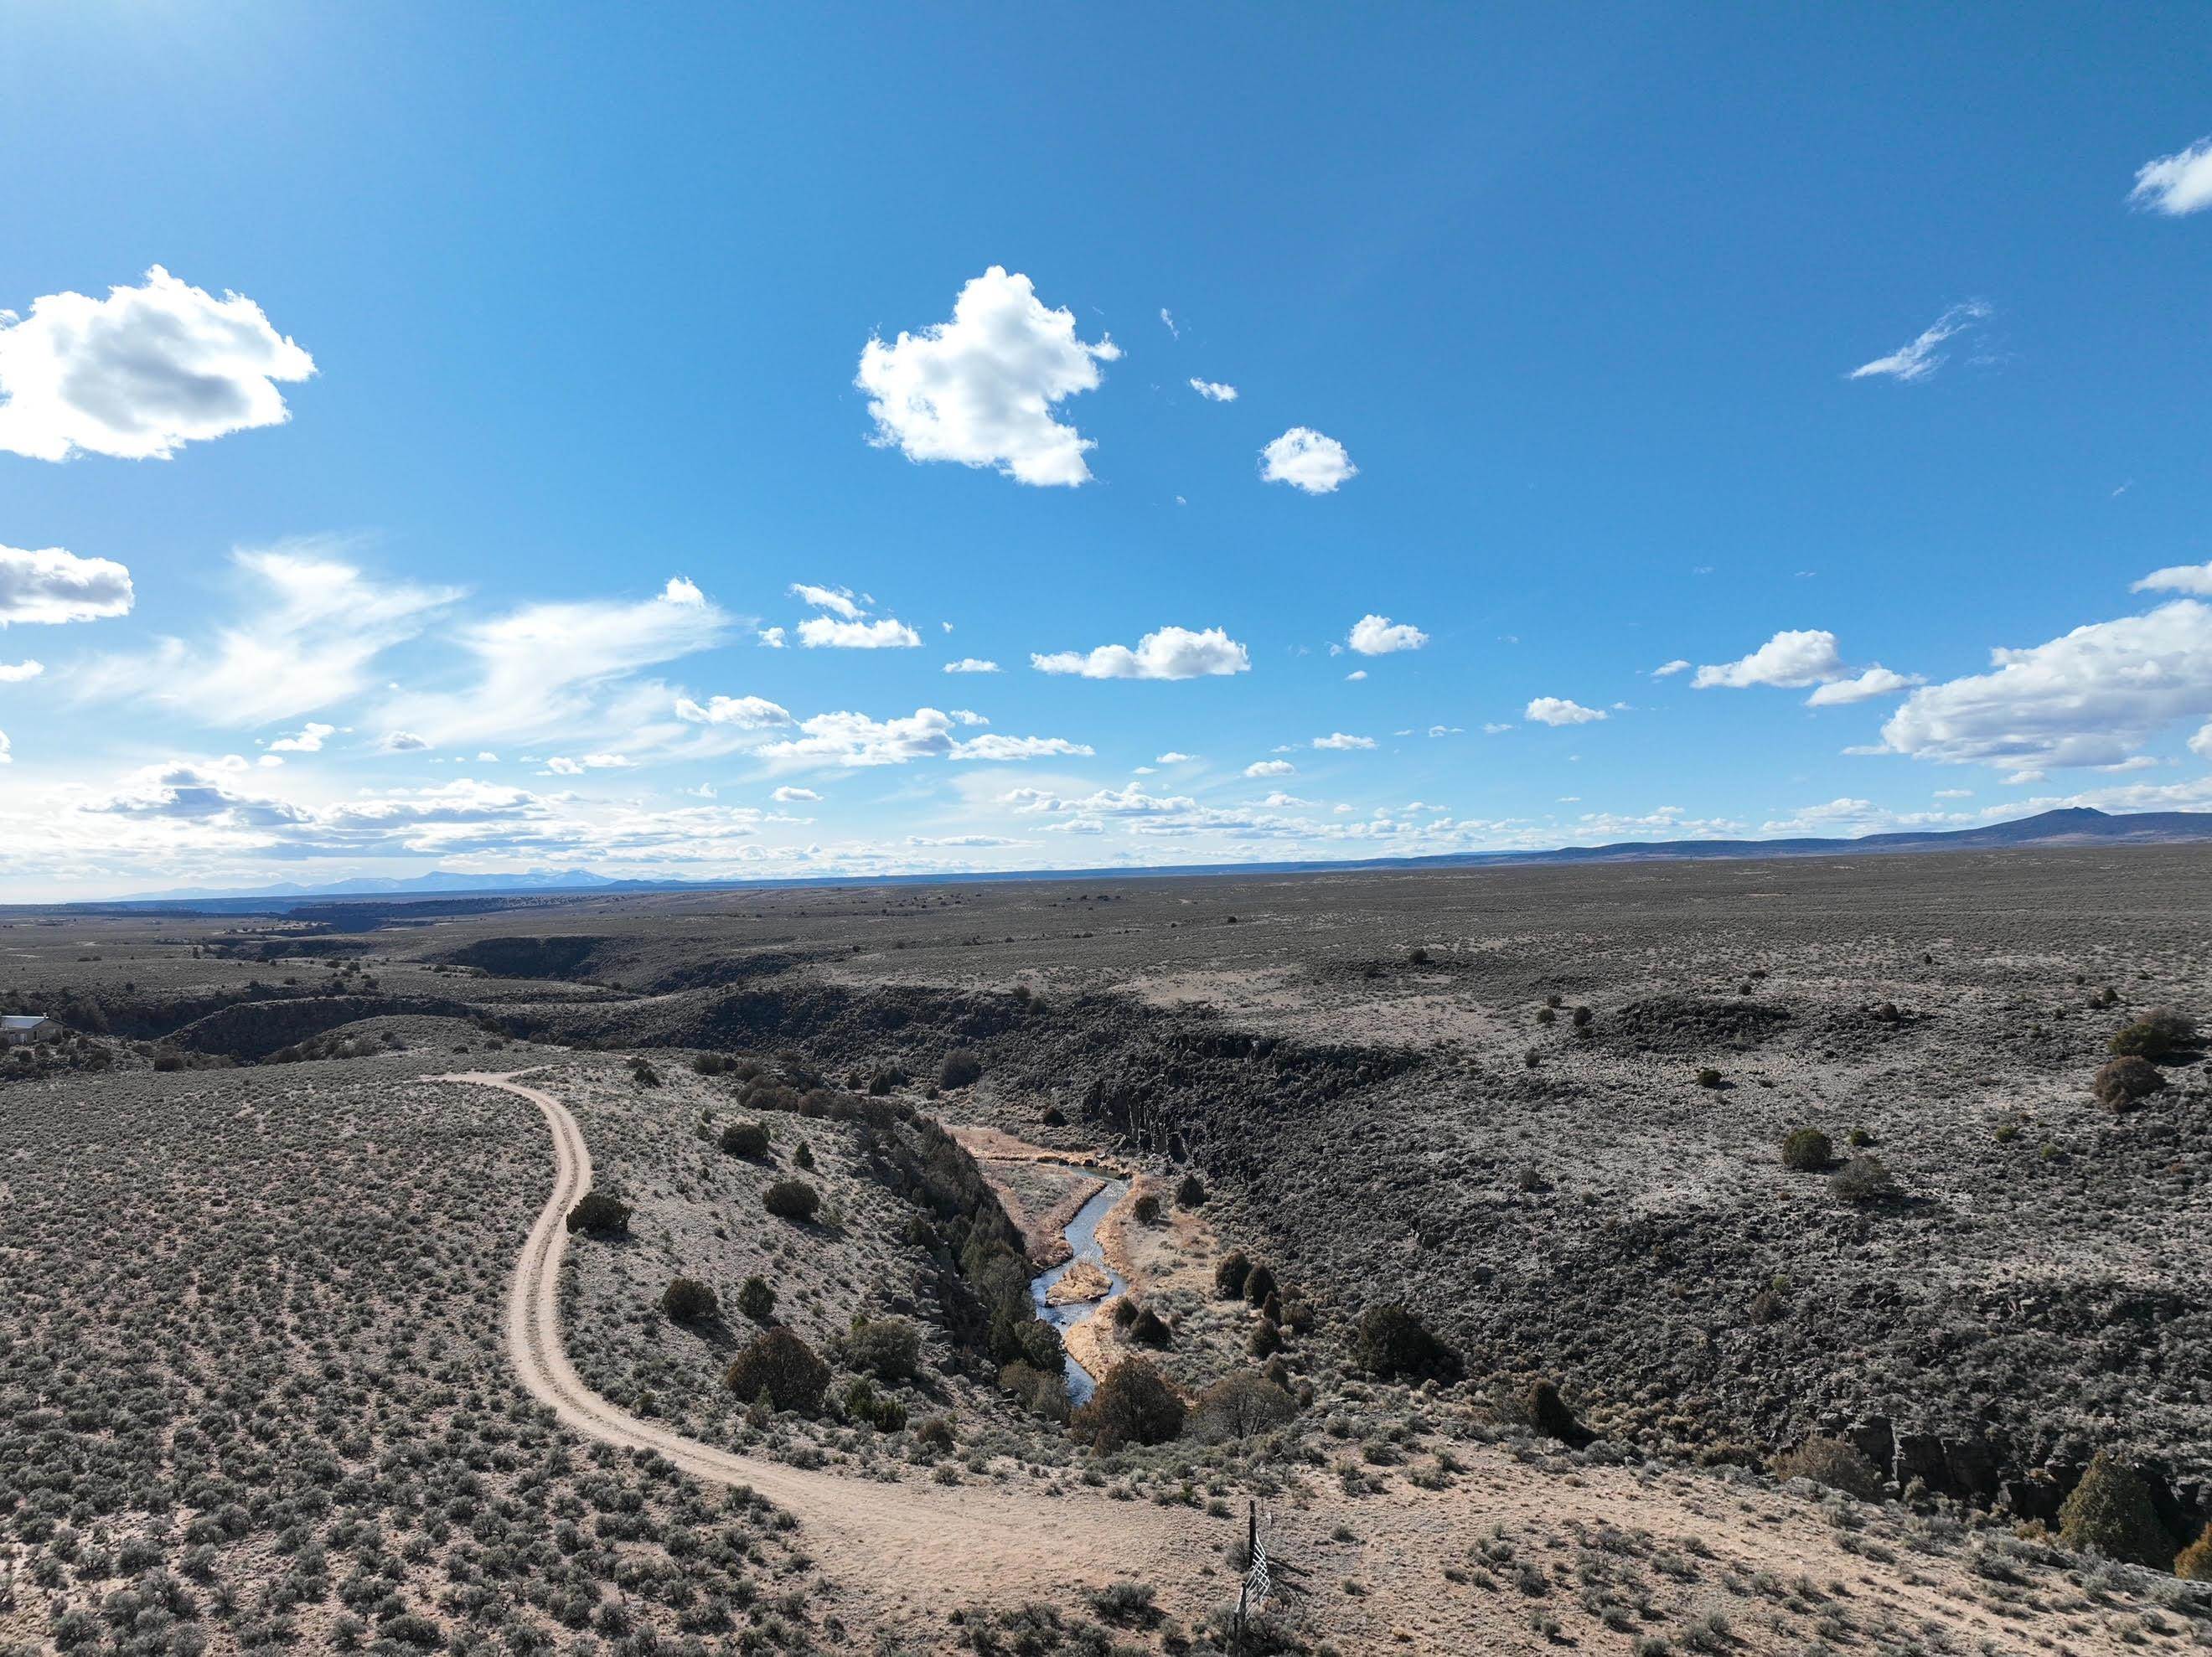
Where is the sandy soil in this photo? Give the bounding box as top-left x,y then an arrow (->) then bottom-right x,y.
1046,1259 -> 1113,1305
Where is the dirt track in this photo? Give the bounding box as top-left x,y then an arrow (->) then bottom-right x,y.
438,1069 -> 2168,1655
435,1071 -> 1211,1628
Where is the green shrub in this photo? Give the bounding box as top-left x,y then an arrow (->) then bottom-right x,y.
762,1179 -> 820,1221
628,1056 -> 660,1087
841,1315 -> 922,1381
1072,1359 -> 1185,1451
841,1376 -> 907,1432
1132,1191 -> 1161,1224
1772,1437 -> 1884,1500
2109,1007 -> 2195,1061
660,1278 -> 717,1323
736,1275 -> 776,1324
916,1414 -> 957,1453
1352,1303 -> 1461,1381
1695,1067 -> 1724,1089
1129,1305 -> 1172,1347
1780,1128 -> 1832,1172
1176,1172 -> 1207,1207
723,1327 -> 830,1415
2092,1056 -> 2167,1111
565,1191 -> 631,1235
1243,1262 -> 1278,1307
1828,1155 -> 1899,1206
1213,1251 -> 1251,1299
2057,1450 -> 2174,1569
940,1049 -> 982,1088
998,1360 -> 1072,1424
793,1141 -> 815,1171
720,1120 -> 770,1158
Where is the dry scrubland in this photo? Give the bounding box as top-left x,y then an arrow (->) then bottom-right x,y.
0,1058 -> 823,1657
2,847 -> 2210,1654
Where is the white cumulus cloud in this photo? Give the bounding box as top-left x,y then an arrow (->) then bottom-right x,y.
0,266 -> 316,461
1880,597 -> 2212,769
674,694 -> 793,729
1189,378 -> 1238,401
771,786 -> 821,804
2129,137 -> 2212,216
1525,697 -> 1606,726
0,660 -> 44,683
1651,658 -> 1690,678
1311,732 -> 1375,750
1259,426 -> 1357,493
0,545 -> 135,626
267,721 -> 336,753
798,616 -> 922,649
855,266 -> 1119,487
1031,625 -> 1249,680
943,658 -> 1000,674
2133,560 -> 2212,596
1244,759 -> 1296,777
1346,613 -> 1427,655
758,707 -> 1088,769
1805,666 -> 1925,706
1693,629 -> 1848,689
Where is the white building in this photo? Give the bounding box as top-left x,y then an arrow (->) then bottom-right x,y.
1,1014 -> 51,1046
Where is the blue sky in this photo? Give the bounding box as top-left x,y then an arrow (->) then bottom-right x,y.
7,3 -> 2212,898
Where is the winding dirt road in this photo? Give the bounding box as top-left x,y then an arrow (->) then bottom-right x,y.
436,1070 -> 2156,1656
434,1071 -> 1210,1622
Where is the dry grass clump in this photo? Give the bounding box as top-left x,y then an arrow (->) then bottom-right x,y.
1827,1154 -> 1899,1206
1771,1436 -> 1884,1501
1779,1128 -> 1832,1171
2108,1007 -> 2196,1061
2092,1055 -> 2166,1112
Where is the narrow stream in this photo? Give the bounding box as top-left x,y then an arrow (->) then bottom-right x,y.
1026,1162 -> 1129,1403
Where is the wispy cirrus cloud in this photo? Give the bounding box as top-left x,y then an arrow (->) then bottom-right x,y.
76,540 -> 460,728
1848,301 -> 1989,383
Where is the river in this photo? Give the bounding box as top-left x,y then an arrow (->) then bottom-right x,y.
1025,1163 -> 1129,1403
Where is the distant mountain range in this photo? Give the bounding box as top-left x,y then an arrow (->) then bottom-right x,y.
75,806 -> 2212,911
